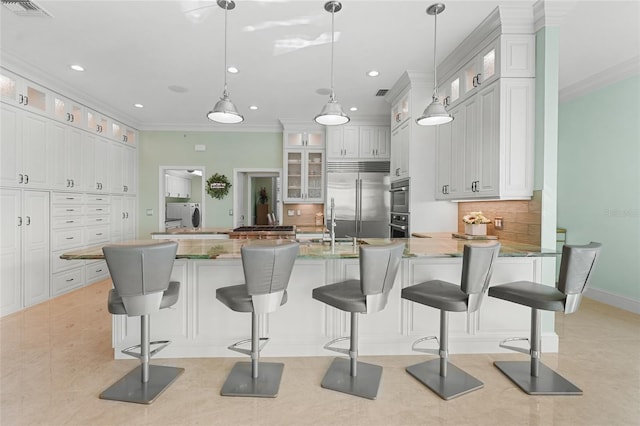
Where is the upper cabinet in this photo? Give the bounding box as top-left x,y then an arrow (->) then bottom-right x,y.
0,69 -> 48,114
434,24 -> 535,200
52,94 -> 84,129
284,130 -> 324,149
280,122 -> 325,203
326,125 -> 390,161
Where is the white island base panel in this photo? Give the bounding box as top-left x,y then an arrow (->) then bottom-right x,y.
112,257 -> 558,359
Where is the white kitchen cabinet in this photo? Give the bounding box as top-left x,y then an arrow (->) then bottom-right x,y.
359,126 -> 390,160
82,133 -> 110,192
284,130 -> 324,148
52,94 -> 84,128
86,108 -> 109,136
435,78 -> 534,200
47,121 -> 83,191
284,149 -> 324,203
0,69 -> 49,114
390,120 -> 410,180
326,126 -> 359,160
0,104 -> 49,188
109,142 -> 136,194
0,189 -> 50,315
111,195 -> 136,242
166,174 -> 191,198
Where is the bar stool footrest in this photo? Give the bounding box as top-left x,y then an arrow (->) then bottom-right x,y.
406,358 -> 483,400
99,364 -> 184,404
411,336 -> 440,356
228,337 -> 270,357
498,337 -> 531,355
220,361 -> 284,398
494,360 -> 582,395
323,336 -> 351,356
121,340 -> 171,360
320,357 -> 382,400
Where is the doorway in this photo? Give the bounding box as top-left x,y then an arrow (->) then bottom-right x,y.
158,165 -> 206,231
233,168 -> 282,228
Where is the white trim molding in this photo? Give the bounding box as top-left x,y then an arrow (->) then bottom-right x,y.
559,56 -> 640,103
533,0 -> 577,32
586,287 -> 640,315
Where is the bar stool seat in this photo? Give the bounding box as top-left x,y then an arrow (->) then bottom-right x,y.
216,284 -> 288,312
489,242 -> 601,395
312,279 -> 366,312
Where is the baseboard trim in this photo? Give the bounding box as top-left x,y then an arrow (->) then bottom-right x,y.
586,288 -> 640,314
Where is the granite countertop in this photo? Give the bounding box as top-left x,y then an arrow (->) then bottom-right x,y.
60,233 -> 557,260
151,227 -> 233,235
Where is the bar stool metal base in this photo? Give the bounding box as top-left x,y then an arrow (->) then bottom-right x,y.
406,359 -> 483,400
220,362 -> 284,398
320,357 -> 383,400
99,365 -> 184,404
494,361 -> 582,395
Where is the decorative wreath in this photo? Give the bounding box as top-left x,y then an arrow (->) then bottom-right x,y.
206,173 -> 232,200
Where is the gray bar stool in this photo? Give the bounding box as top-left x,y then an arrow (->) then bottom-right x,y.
312,242 -> 404,400
401,243 -> 501,400
488,242 -> 601,395
100,241 -> 183,404
216,241 -> 299,397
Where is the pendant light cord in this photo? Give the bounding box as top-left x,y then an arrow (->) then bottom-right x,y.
432,8 -> 439,100
223,2 -> 229,97
330,5 -> 335,101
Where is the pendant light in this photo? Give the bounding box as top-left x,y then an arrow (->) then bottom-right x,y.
207,0 -> 244,124
416,3 -> 453,126
314,1 -> 350,126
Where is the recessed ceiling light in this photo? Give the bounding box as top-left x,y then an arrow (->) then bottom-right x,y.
349,107 -> 358,112
249,105 -> 258,110
227,66 -> 239,74
367,70 -> 380,77
134,103 -> 144,108
70,64 -> 84,72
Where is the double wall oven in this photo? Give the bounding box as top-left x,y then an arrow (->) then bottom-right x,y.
389,178 -> 410,238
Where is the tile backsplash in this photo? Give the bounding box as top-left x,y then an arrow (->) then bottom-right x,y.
282,204 -> 324,227
457,191 -> 541,245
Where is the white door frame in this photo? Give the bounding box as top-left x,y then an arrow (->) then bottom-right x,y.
158,165 -> 206,231
233,168 -> 282,227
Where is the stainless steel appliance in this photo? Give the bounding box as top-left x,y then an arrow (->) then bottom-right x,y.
390,178 -> 409,213
166,203 -> 201,228
228,225 -> 296,240
326,162 -> 390,238
389,213 -> 410,238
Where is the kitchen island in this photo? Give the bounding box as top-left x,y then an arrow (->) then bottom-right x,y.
62,235 -> 558,359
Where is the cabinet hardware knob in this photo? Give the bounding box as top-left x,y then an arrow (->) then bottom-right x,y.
18,216 -> 22,226
24,96 -> 29,105
71,179 -> 74,187
19,174 -> 23,184
66,237 -> 74,240
24,174 -> 29,184
70,113 -> 74,123
66,278 -> 74,282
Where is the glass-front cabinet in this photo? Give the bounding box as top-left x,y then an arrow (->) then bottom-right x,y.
284,149 -> 324,202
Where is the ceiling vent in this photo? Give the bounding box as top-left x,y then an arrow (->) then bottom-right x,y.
2,0 -> 52,17
375,89 -> 389,97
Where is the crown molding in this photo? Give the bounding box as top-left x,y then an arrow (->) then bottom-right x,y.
140,122 -> 283,133
533,0 -> 577,32
384,71 -> 432,105
559,56 -> 640,103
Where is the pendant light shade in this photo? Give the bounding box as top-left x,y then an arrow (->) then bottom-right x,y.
315,1 -> 350,126
416,3 -> 452,126
207,0 -> 243,124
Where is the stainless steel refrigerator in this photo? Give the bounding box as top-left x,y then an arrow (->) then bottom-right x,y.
326,162 -> 391,238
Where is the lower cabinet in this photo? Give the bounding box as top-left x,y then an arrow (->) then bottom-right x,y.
0,189 -> 50,316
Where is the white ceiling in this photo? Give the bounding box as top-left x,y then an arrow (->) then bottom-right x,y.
1,0 -> 639,130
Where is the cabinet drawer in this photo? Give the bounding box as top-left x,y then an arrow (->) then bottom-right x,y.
52,192 -> 85,204
52,205 -> 84,216
85,215 -> 109,225
86,194 -> 110,205
51,228 -> 84,250
86,205 -> 110,215
51,216 -> 84,228
85,225 -> 109,245
51,249 -> 84,274
85,260 -> 109,283
52,268 -> 84,297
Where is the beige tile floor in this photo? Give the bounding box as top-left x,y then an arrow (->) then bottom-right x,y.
1,279 -> 639,426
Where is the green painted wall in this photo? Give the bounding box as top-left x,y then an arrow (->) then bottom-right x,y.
138,131 -> 282,238
558,75 -> 640,301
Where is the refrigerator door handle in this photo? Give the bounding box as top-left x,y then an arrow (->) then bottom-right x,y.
355,179 -> 360,236
358,179 -> 363,235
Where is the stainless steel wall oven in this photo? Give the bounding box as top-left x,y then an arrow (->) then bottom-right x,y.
389,213 -> 410,238
390,178 -> 409,214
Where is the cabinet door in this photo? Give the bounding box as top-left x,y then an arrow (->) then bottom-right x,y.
284,150 -> 304,201
123,196 -> 136,240
123,146 -> 136,194
397,121 -> 410,179
47,121 -> 68,190
435,122 -> 452,200
109,141 -> 124,193
0,104 -> 22,187
84,134 -> 109,192
284,131 -> 324,148
0,189 -> 22,316
305,150 -> 324,202
110,195 -> 124,242
476,82 -> 500,196
21,111 -> 48,188
67,127 -> 83,190
326,127 -> 344,159
360,126 -> 390,160
22,190 -> 50,307
462,95 -> 480,197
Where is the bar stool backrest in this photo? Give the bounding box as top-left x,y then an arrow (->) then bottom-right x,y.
241,242 -> 299,314
461,243 -> 501,313
360,242 -> 405,314
557,242 -> 602,314
103,241 -> 178,316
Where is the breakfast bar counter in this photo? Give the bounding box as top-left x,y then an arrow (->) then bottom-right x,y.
61,235 -> 558,359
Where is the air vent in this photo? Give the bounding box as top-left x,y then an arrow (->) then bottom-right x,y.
2,0 -> 52,17
375,89 -> 389,97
